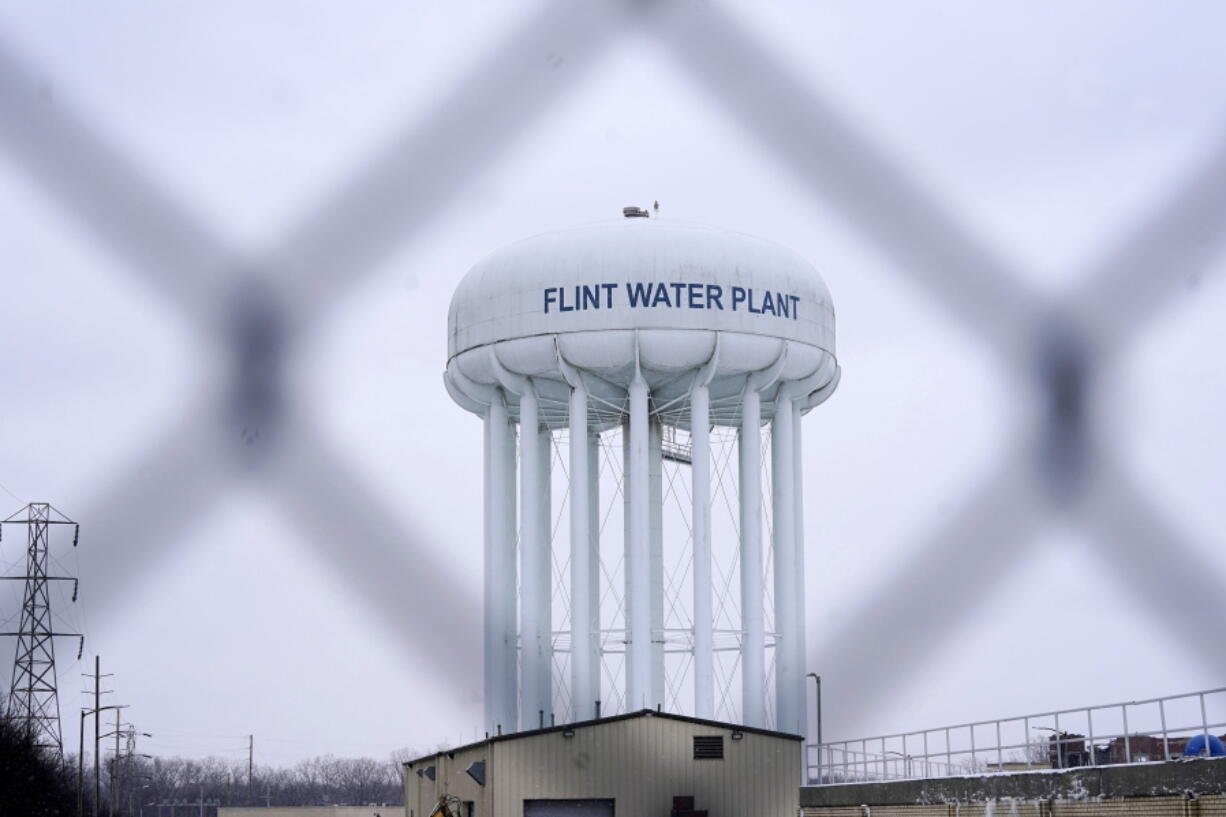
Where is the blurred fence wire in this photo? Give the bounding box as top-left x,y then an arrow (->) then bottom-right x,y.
0,0 -> 1224,732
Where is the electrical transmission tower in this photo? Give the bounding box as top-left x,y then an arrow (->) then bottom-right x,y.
1,502 -> 83,758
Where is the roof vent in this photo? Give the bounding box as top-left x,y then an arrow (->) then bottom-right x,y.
623,206 -> 650,218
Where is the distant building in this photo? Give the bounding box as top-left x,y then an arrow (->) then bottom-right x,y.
1044,732 -> 1226,767
405,709 -> 802,817
1047,732 -> 1089,768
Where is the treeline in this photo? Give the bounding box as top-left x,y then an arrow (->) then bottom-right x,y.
0,712 -> 76,816
123,753 -> 406,808
1,719 -> 411,815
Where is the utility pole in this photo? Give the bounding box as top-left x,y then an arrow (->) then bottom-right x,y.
96,658 -> 102,817
248,734 -> 253,787
95,699 -> 129,817
0,502 -> 84,759
111,708 -> 121,817
110,706 -> 120,814
83,656 -> 117,817
78,709 -> 86,817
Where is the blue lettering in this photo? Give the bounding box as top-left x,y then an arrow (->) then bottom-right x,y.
671,282 -> 686,307
582,284 -> 601,310
627,282 -> 652,307
687,283 -> 703,309
555,282 -> 796,317
747,288 -> 762,314
651,284 -> 672,307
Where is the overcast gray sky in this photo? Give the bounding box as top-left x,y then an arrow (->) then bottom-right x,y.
1,0 -> 1225,767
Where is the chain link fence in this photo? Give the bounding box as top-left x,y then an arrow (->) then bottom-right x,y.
1,0 -> 1224,757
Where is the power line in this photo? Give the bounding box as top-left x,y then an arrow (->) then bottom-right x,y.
0,480 -> 23,505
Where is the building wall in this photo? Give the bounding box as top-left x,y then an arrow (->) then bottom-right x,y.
406,713 -> 801,817
407,742 -> 493,817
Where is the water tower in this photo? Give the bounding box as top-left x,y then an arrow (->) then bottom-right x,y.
444,210 -> 839,738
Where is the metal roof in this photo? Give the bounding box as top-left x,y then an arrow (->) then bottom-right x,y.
404,708 -> 803,768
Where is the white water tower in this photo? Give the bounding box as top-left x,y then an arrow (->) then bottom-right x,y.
444,210 -> 839,737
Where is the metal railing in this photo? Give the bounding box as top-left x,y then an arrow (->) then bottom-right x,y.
806,686 -> 1226,785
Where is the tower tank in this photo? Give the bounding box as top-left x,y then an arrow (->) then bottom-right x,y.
445,211 -> 839,736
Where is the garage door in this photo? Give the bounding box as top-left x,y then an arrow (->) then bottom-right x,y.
523,799 -> 614,817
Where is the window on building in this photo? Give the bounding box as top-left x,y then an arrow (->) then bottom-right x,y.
693,735 -> 724,760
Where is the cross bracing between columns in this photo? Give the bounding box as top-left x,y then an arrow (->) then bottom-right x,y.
525,411 -> 787,728
660,447 -> 695,635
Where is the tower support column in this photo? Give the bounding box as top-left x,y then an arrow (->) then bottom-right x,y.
484,390 -> 517,735
739,387 -> 765,727
690,383 -> 714,719
772,385 -> 802,735
587,429 -> 602,712
569,383 -> 594,721
649,418 -> 665,709
519,388 -> 551,730
792,398 -> 808,739
626,371 -> 651,709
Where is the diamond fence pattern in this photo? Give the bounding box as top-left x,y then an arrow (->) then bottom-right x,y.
1,0 -> 1224,747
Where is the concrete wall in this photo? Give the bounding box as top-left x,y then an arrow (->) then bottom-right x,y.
406,711 -> 801,817
799,756 -> 1226,816
802,795 -> 1226,815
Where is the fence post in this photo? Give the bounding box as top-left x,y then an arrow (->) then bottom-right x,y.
1087,708 -> 1096,767
1122,704 -> 1131,764
1200,693 -> 1210,757
1160,698 -> 1171,762
1054,712 -> 1061,769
